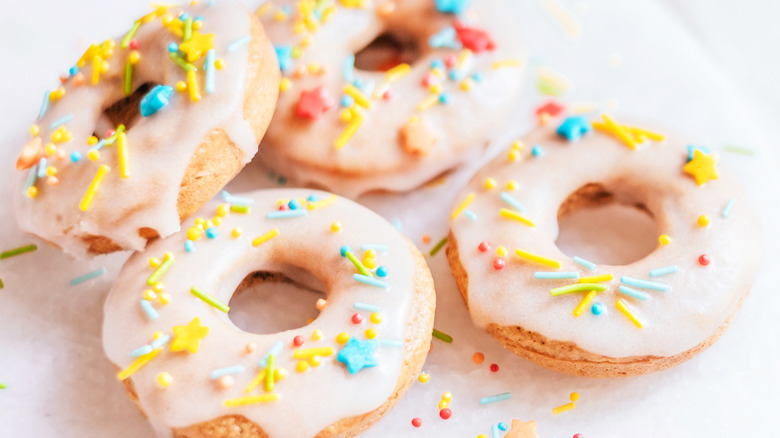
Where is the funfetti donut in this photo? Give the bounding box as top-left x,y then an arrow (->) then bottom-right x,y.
13,2 -> 280,258
102,189 -> 435,437
255,0 -> 525,197
447,114 -> 761,377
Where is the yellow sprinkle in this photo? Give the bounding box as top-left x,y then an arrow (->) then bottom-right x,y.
307,194 -> 337,210
45,143 -> 57,156
117,349 -> 161,381
30,125 -> 40,136
216,203 -> 230,217
451,193 -> 476,219
573,290 -> 598,317
439,400 -> 449,409
578,273 -> 613,283
460,78 -> 474,91
295,361 -> 309,372
365,328 -> 377,339
252,228 -> 279,246
293,347 -> 334,359
231,228 -> 242,238
223,393 -> 280,407
79,164 -> 110,211
515,249 -> 562,269
92,54 -> 103,85
311,329 -> 323,341
87,136 -> 98,146
417,93 -> 439,112
279,77 -> 291,92
334,108 -> 364,149
187,69 -> 201,102
336,332 -> 350,344
330,221 -> 342,232
552,402 -> 576,415
49,86 -> 66,101
187,227 -> 202,241
659,234 -> 672,245
626,126 -> 665,142
616,298 -> 643,328
484,178 -> 497,190
492,58 -> 523,69
385,63 -> 410,83
143,289 -> 157,301
157,372 -> 173,388
418,373 -> 430,383
117,132 -> 129,178
456,49 -> 472,69
129,50 -> 140,65
45,166 -> 57,176
508,148 -> 520,162
500,208 -> 536,227
369,312 -> 382,324
215,59 -> 225,70
600,113 -> 637,150
175,81 -> 187,92
26,186 -> 39,198
506,180 -> 519,190
344,84 -> 372,109
255,1 -> 272,16
697,215 -> 709,227
149,257 -> 161,268
496,246 -> 507,256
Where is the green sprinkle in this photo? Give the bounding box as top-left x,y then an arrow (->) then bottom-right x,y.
432,328 -> 452,343
146,256 -> 174,285
123,61 -> 133,96
345,251 -> 372,277
429,237 -> 448,257
723,145 -> 755,156
0,244 -> 37,259
550,283 -> 608,297
0,383 -> 6,389
191,286 -> 230,313
183,17 -> 193,42
169,52 -> 196,72
231,205 -> 251,214
120,21 -> 141,49
0,278 -> 4,289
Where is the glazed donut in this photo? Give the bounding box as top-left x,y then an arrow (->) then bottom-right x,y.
102,189 -> 435,437
256,0 -> 525,197
13,2 -> 279,257
447,114 -> 760,377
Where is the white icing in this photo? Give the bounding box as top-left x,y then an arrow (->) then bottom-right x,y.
14,2 -> 262,258
258,0 -> 525,197
102,189 -> 420,438
450,123 -> 761,358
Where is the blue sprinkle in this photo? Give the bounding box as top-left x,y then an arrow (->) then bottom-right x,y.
353,302 -> 381,312
69,267 -> 107,286
343,54 -> 355,83
377,339 -> 404,348
49,113 -> 74,130
204,49 -> 216,94
649,265 -> 678,277
340,95 -> 355,107
500,192 -> 526,213
498,423 -> 508,431
340,246 -> 351,257
556,115 -> 592,141
211,365 -> 245,380
227,35 -> 251,52
353,274 -> 389,290
266,209 -> 307,219
533,271 -> 579,280
573,256 -> 597,271
722,198 -> 735,218
392,219 -> 403,232
68,66 -> 79,76
258,341 -> 284,368
184,240 -> 195,252
274,45 -> 293,71
24,164 -> 38,193
288,199 -> 300,210
471,72 -> 482,82
480,392 -> 512,405
194,15 -> 204,21
435,0 -> 472,14
130,345 -> 153,358
428,26 -> 460,49
620,276 -> 670,291
168,42 -> 179,53
221,190 -> 254,206
464,209 -> 478,221
431,59 -> 445,70
151,334 -> 170,349
353,77 -> 364,88
70,151 -> 82,163
205,227 -> 218,239
281,5 -> 292,14
438,93 -> 450,104
532,144 -> 544,157
140,85 -> 174,117
618,285 -> 650,301
687,145 -> 711,162
361,244 -> 387,251
37,158 -> 47,178
38,90 -> 50,120
307,194 -> 318,202
492,423 -> 501,438
376,266 -> 388,277
591,302 -> 604,315
337,338 -> 378,374
178,12 -> 189,20
140,299 -> 159,320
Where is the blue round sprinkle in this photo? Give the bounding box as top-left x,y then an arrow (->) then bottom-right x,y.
205,227 -> 218,239
194,15 -> 204,21
178,12 -> 189,20
68,66 -> 79,76
471,72 -> 482,82
352,78 -> 363,88
431,59 -> 444,69
340,245 -> 351,257
281,5 -> 291,13
184,240 -> 195,252
70,151 -> 82,163
340,95 -> 354,108
498,422 -> 508,431
376,266 -> 388,277
168,42 -> 179,53
307,194 -> 318,202
288,199 -> 300,210
532,144 -> 543,157
591,302 -> 604,315
438,93 -> 450,104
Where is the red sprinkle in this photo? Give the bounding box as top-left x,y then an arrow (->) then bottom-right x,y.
536,100 -> 565,118
411,418 -> 422,428
422,73 -> 435,87
493,258 -> 505,270
698,254 -> 710,266
478,241 -> 491,253
129,40 -> 140,50
106,129 -> 116,138
490,363 -> 499,373
454,20 -> 496,53
439,408 -> 452,420
444,54 -> 457,68
296,85 -> 335,120
573,434 -> 584,438
293,335 -> 304,347
382,90 -> 394,100
351,313 -> 364,324
278,204 -> 289,211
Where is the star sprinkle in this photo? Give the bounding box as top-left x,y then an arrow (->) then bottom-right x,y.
337,338 -> 377,374
296,86 -> 335,121
140,85 -> 174,117
170,317 -> 210,353
400,117 -> 438,156
275,45 -> 293,71
683,149 -> 720,186
503,419 -> 539,438
435,0 -> 472,14
178,31 -> 214,62
556,115 -> 592,141
454,21 -> 495,53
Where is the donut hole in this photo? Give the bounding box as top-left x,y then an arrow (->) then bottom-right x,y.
100,82 -> 159,133
228,270 -> 326,335
354,31 -> 423,72
555,183 -> 658,266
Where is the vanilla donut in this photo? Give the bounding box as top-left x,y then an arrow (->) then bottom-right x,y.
447,115 -> 760,377
256,0 -> 525,197
13,2 -> 279,257
103,189 -> 435,437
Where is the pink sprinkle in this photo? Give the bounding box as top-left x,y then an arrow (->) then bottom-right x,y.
382,90 -> 393,100
493,258 -> 505,270
422,73 -> 435,87
444,54 -> 457,68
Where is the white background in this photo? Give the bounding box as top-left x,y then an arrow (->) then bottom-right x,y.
1,0 -> 779,437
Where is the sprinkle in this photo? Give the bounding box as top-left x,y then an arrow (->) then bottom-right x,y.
550,283 -> 608,297
429,237 -> 448,256
432,328 -> 453,343
130,345 -> 153,358
541,0 -> 582,39
648,265 -> 678,277
37,158 -> 48,178
353,302 -> 381,312
620,276 -> 670,291
124,61 -> 134,96
49,114 -> 74,130
500,192 -> 526,213
231,205 -> 251,214
573,290 -> 598,316
307,194 -> 337,210
293,347 -> 334,359
186,69 -> 201,102
492,58 -> 523,69
116,349 -> 161,381
451,193 -> 476,219
572,256 -> 596,271
120,21 -> 142,49
499,208 -> 536,227
258,341 -> 284,368
591,302 -> 604,315
79,164 -> 110,211
552,401 -> 576,415
344,84 -> 372,109
417,93 -> 440,111
139,299 -> 159,320
170,317 -> 210,353
342,54 -> 355,83
343,248 -> 372,276
722,199 -> 735,218
616,299 -> 643,328
600,113 -> 637,149
723,145 -> 754,156
556,115 -> 592,141
264,354 -> 276,392
617,285 -> 650,301
252,228 -> 279,246
0,279 -> 3,289
227,35 -> 251,52
534,271 -> 579,280
183,17 -> 193,42
115,132 -> 130,178
492,424 -> 500,438
0,244 -> 37,259
353,274 -> 389,289
204,49 -> 216,94
38,91 -> 50,119
150,334 -> 170,350
334,107 -> 364,149
191,286 -> 230,312
69,267 -> 107,286
464,210 -> 478,220
221,190 -> 254,206
169,51 -> 196,71
146,254 -> 174,285
480,392 -> 511,405
515,249 -> 562,269
578,273 -> 613,283
223,393 -> 280,406
385,63 -> 411,83
361,244 -> 387,252
377,339 -> 404,348
245,369 -> 266,393
266,209 -> 307,219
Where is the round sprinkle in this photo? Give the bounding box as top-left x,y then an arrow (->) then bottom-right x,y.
496,246 -> 507,256
216,203 -> 230,217
508,148 -> 521,162
659,234 -> 672,245
478,242 -> 491,253
498,422 -> 508,431
369,312 -> 382,324
340,245 -> 351,257
87,150 -> 100,161
438,400 -> 449,409
418,373 -> 430,383
215,59 -> 225,69
330,221 -> 342,232
152,283 -> 164,293
157,372 -> 173,388
442,391 -> 453,401
167,42 -> 178,52
70,151 -> 82,163
570,392 -> 580,402
293,335 -> 304,347
365,328 -> 377,339
422,234 -> 431,244
573,434 -> 584,438
129,51 -> 140,64
697,215 -> 709,227
506,180 -> 519,190
87,136 -> 98,146
310,355 -> 322,367
175,81 -> 187,92
336,332 -> 350,344
484,177 -> 497,189
493,258 -> 506,270
315,298 -> 327,311
218,375 -> 234,389
532,145 -> 544,157
274,368 -> 288,380
698,254 -> 710,266
230,228 -> 242,238
376,266 -> 388,277
411,418 -> 422,428
490,363 -> 499,373
439,408 -> 452,420
205,227 -> 218,239
351,313 -> 364,324
296,361 -> 309,372
184,240 -> 195,252
187,227 -> 201,240
288,199 -> 300,210
245,343 -> 257,353
149,257 -> 161,268
591,302 -> 604,315
128,40 -> 139,50
143,290 -> 157,301
152,331 -> 165,340
311,329 -> 323,341
472,352 -> 485,364
158,293 -> 171,305
478,435 -> 488,438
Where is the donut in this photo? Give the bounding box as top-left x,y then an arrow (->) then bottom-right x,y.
102,188 -> 435,437
13,2 -> 279,257
255,0 -> 525,197
446,113 -> 760,377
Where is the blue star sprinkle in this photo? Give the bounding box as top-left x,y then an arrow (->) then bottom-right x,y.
337,338 -> 378,374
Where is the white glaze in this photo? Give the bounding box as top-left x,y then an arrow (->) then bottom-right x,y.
14,2 -> 262,258
258,0 -> 525,197
103,189 -> 420,438
450,122 -> 760,358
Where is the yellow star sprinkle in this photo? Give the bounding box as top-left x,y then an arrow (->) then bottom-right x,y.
683,149 -> 720,186
178,31 -> 214,62
171,317 -> 210,353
